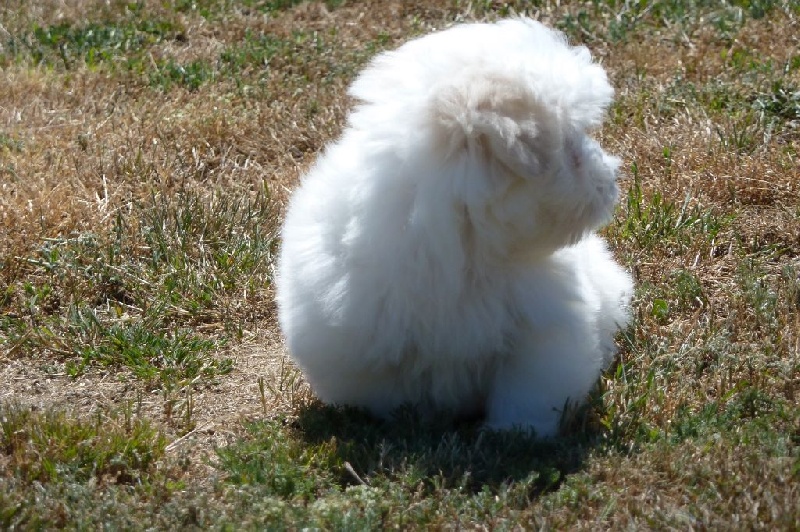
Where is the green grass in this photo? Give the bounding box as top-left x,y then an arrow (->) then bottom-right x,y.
149,58 -> 215,91
2,188 -> 275,390
0,402 -> 191,529
201,407 -> 601,528
617,169 -> 730,252
755,81 -> 800,124
3,18 -> 372,92
2,19 -> 181,69
0,401 -> 167,485
171,0 -> 345,19
218,30 -> 290,74
0,133 -> 23,153
538,414 -> 798,528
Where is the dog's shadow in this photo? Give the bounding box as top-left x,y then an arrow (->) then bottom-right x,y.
294,399 -> 604,496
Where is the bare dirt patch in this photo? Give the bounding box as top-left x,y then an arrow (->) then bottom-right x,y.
0,323 -> 297,479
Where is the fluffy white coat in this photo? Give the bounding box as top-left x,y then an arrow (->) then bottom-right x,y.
276,18 -> 633,437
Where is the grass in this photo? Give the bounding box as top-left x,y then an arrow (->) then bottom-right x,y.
1,0 -> 799,528
2,189 -> 275,389
211,409 -> 577,528
618,167 -> 731,252
0,401 -> 180,529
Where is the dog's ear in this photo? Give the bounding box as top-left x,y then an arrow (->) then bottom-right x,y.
430,75 -> 562,179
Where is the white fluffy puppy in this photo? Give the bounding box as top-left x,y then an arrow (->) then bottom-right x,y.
276,18 -> 633,437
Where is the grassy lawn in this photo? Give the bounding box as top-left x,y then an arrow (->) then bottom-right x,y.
1,0 -> 799,528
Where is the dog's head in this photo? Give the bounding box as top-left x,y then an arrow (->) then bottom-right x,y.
349,18 -> 621,259
432,71 -> 620,254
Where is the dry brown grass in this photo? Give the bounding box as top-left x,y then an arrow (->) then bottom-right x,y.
1,0 -> 799,528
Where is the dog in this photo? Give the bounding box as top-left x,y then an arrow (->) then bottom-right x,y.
276,18 -> 633,437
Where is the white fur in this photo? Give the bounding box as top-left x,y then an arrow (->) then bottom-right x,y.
276,18 -> 633,437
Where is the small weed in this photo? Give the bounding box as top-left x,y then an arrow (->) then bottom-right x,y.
149,59 -> 214,91
170,0 -> 343,19
699,80 -> 748,113
651,297 -> 671,323
255,0 -> 345,14
4,303 -> 230,388
72,309 -> 228,382
0,401 -> 167,485
0,402 -> 189,529
669,269 -> 707,311
1,188 -> 275,388
216,419 -> 340,498
618,167 -> 727,252
219,30 -> 292,80
8,20 -> 180,69
258,0 -> 308,12
162,383 -> 198,435
669,386 -> 786,444
138,187 -> 277,312
781,264 -> 800,311
736,258 -> 779,330
258,376 -> 269,415
263,357 -> 307,409
714,110 -> 768,154
754,82 -> 800,127
0,132 -> 23,152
